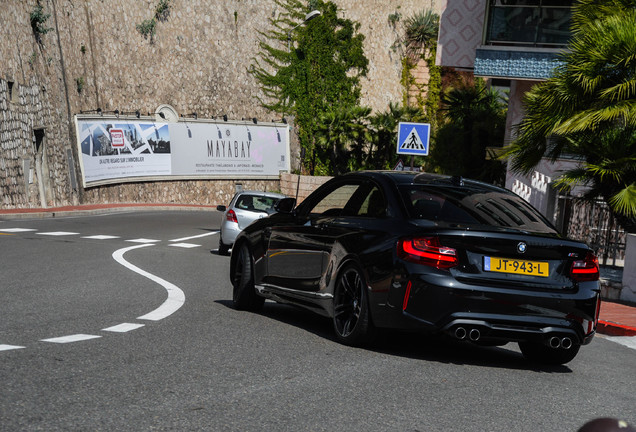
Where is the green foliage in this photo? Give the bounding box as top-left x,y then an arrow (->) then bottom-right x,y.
403,9 -> 439,57
505,1 -> 636,230
430,78 -> 507,185
250,0 -> 368,175
365,102 -> 426,170
315,105 -> 371,175
136,19 -> 157,40
30,2 -> 52,44
388,7 -> 402,27
76,77 -> 85,94
136,0 -> 171,42
397,10 -> 442,132
155,0 -> 171,22
27,52 -> 37,67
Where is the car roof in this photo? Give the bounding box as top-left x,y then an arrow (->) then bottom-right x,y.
236,190 -> 287,198
342,170 -> 505,193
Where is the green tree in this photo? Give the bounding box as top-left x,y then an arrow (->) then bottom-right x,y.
250,0 -> 368,175
365,103 -> 425,170
505,0 -> 636,231
400,10 -> 442,132
315,105 -> 371,175
430,78 -> 507,184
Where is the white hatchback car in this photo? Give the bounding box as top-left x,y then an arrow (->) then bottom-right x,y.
216,191 -> 288,255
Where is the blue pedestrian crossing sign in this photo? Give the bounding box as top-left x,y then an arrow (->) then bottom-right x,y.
397,122 -> 430,156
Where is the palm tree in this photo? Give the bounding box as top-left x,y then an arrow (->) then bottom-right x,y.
506,0 -> 636,231
431,79 -> 507,184
314,104 -> 371,175
403,9 -> 439,57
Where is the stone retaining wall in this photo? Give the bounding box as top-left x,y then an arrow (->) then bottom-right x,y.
280,172 -> 332,204
1,0 -> 438,209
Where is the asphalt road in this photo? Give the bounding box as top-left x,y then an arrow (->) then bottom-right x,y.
0,211 -> 634,431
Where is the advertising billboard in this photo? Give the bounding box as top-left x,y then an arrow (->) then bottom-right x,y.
75,116 -> 290,187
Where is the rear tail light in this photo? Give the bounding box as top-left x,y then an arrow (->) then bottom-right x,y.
226,209 -> 238,223
398,237 -> 458,269
571,252 -> 599,282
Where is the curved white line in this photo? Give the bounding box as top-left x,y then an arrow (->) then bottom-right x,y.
112,244 -> 185,321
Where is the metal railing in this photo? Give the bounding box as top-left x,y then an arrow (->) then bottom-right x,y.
557,197 -> 626,267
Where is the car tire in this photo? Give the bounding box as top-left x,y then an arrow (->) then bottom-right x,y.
232,244 -> 264,312
518,341 -> 580,365
218,238 -> 230,256
332,263 -> 375,346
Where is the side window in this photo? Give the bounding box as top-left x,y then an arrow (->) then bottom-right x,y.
356,186 -> 387,217
308,184 -> 360,216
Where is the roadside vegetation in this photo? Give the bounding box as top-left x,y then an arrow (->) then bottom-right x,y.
251,2 -> 505,178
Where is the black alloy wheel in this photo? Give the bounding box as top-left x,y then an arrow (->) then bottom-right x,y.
232,244 -> 264,311
333,264 -> 374,346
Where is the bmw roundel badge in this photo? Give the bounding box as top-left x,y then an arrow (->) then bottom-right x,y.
517,242 -> 527,254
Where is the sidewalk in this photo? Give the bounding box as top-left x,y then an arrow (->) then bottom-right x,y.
598,301 -> 636,337
1,203 -> 635,337
0,203 -> 215,219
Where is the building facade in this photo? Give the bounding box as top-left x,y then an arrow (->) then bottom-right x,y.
436,0 -> 580,222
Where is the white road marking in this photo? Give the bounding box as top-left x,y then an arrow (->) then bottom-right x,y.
82,235 -> 120,240
37,231 -> 79,236
170,231 -> 217,242
169,242 -> 200,248
102,323 -> 145,333
603,335 -> 636,350
112,244 -> 185,321
0,228 -> 37,232
41,334 -> 102,343
0,344 -> 26,351
126,238 -> 160,244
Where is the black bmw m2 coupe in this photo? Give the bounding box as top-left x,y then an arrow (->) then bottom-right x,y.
229,171 -> 601,365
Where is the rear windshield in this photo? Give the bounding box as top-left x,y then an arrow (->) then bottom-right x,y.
399,185 -> 558,234
235,195 -> 280,213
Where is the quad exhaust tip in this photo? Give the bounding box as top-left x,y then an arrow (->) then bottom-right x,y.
454,327 -> 481,342
549,336 -> 573,349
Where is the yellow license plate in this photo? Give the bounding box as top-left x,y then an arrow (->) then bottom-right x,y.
484,256 -> 549,277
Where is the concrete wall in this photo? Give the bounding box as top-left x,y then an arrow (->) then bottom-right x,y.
436,0 -> 487,69
1,0 -> 439,209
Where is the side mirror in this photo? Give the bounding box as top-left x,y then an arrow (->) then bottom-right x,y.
216,205 -> 226,212
274,197 -> 296,214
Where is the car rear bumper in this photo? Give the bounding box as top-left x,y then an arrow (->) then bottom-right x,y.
377,271 -> 600,345
220,221 -> 240,246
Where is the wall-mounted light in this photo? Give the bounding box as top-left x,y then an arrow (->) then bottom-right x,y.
252,118 -> 257,124
287,10 -> 322,51
97,108 -> 102,116
282,117 -> 287,124
135,110 -> 140,118
223,114 -> 228,122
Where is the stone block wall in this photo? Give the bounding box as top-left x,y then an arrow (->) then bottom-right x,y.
1,0 -> 438,209
280,172 -> 332,204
